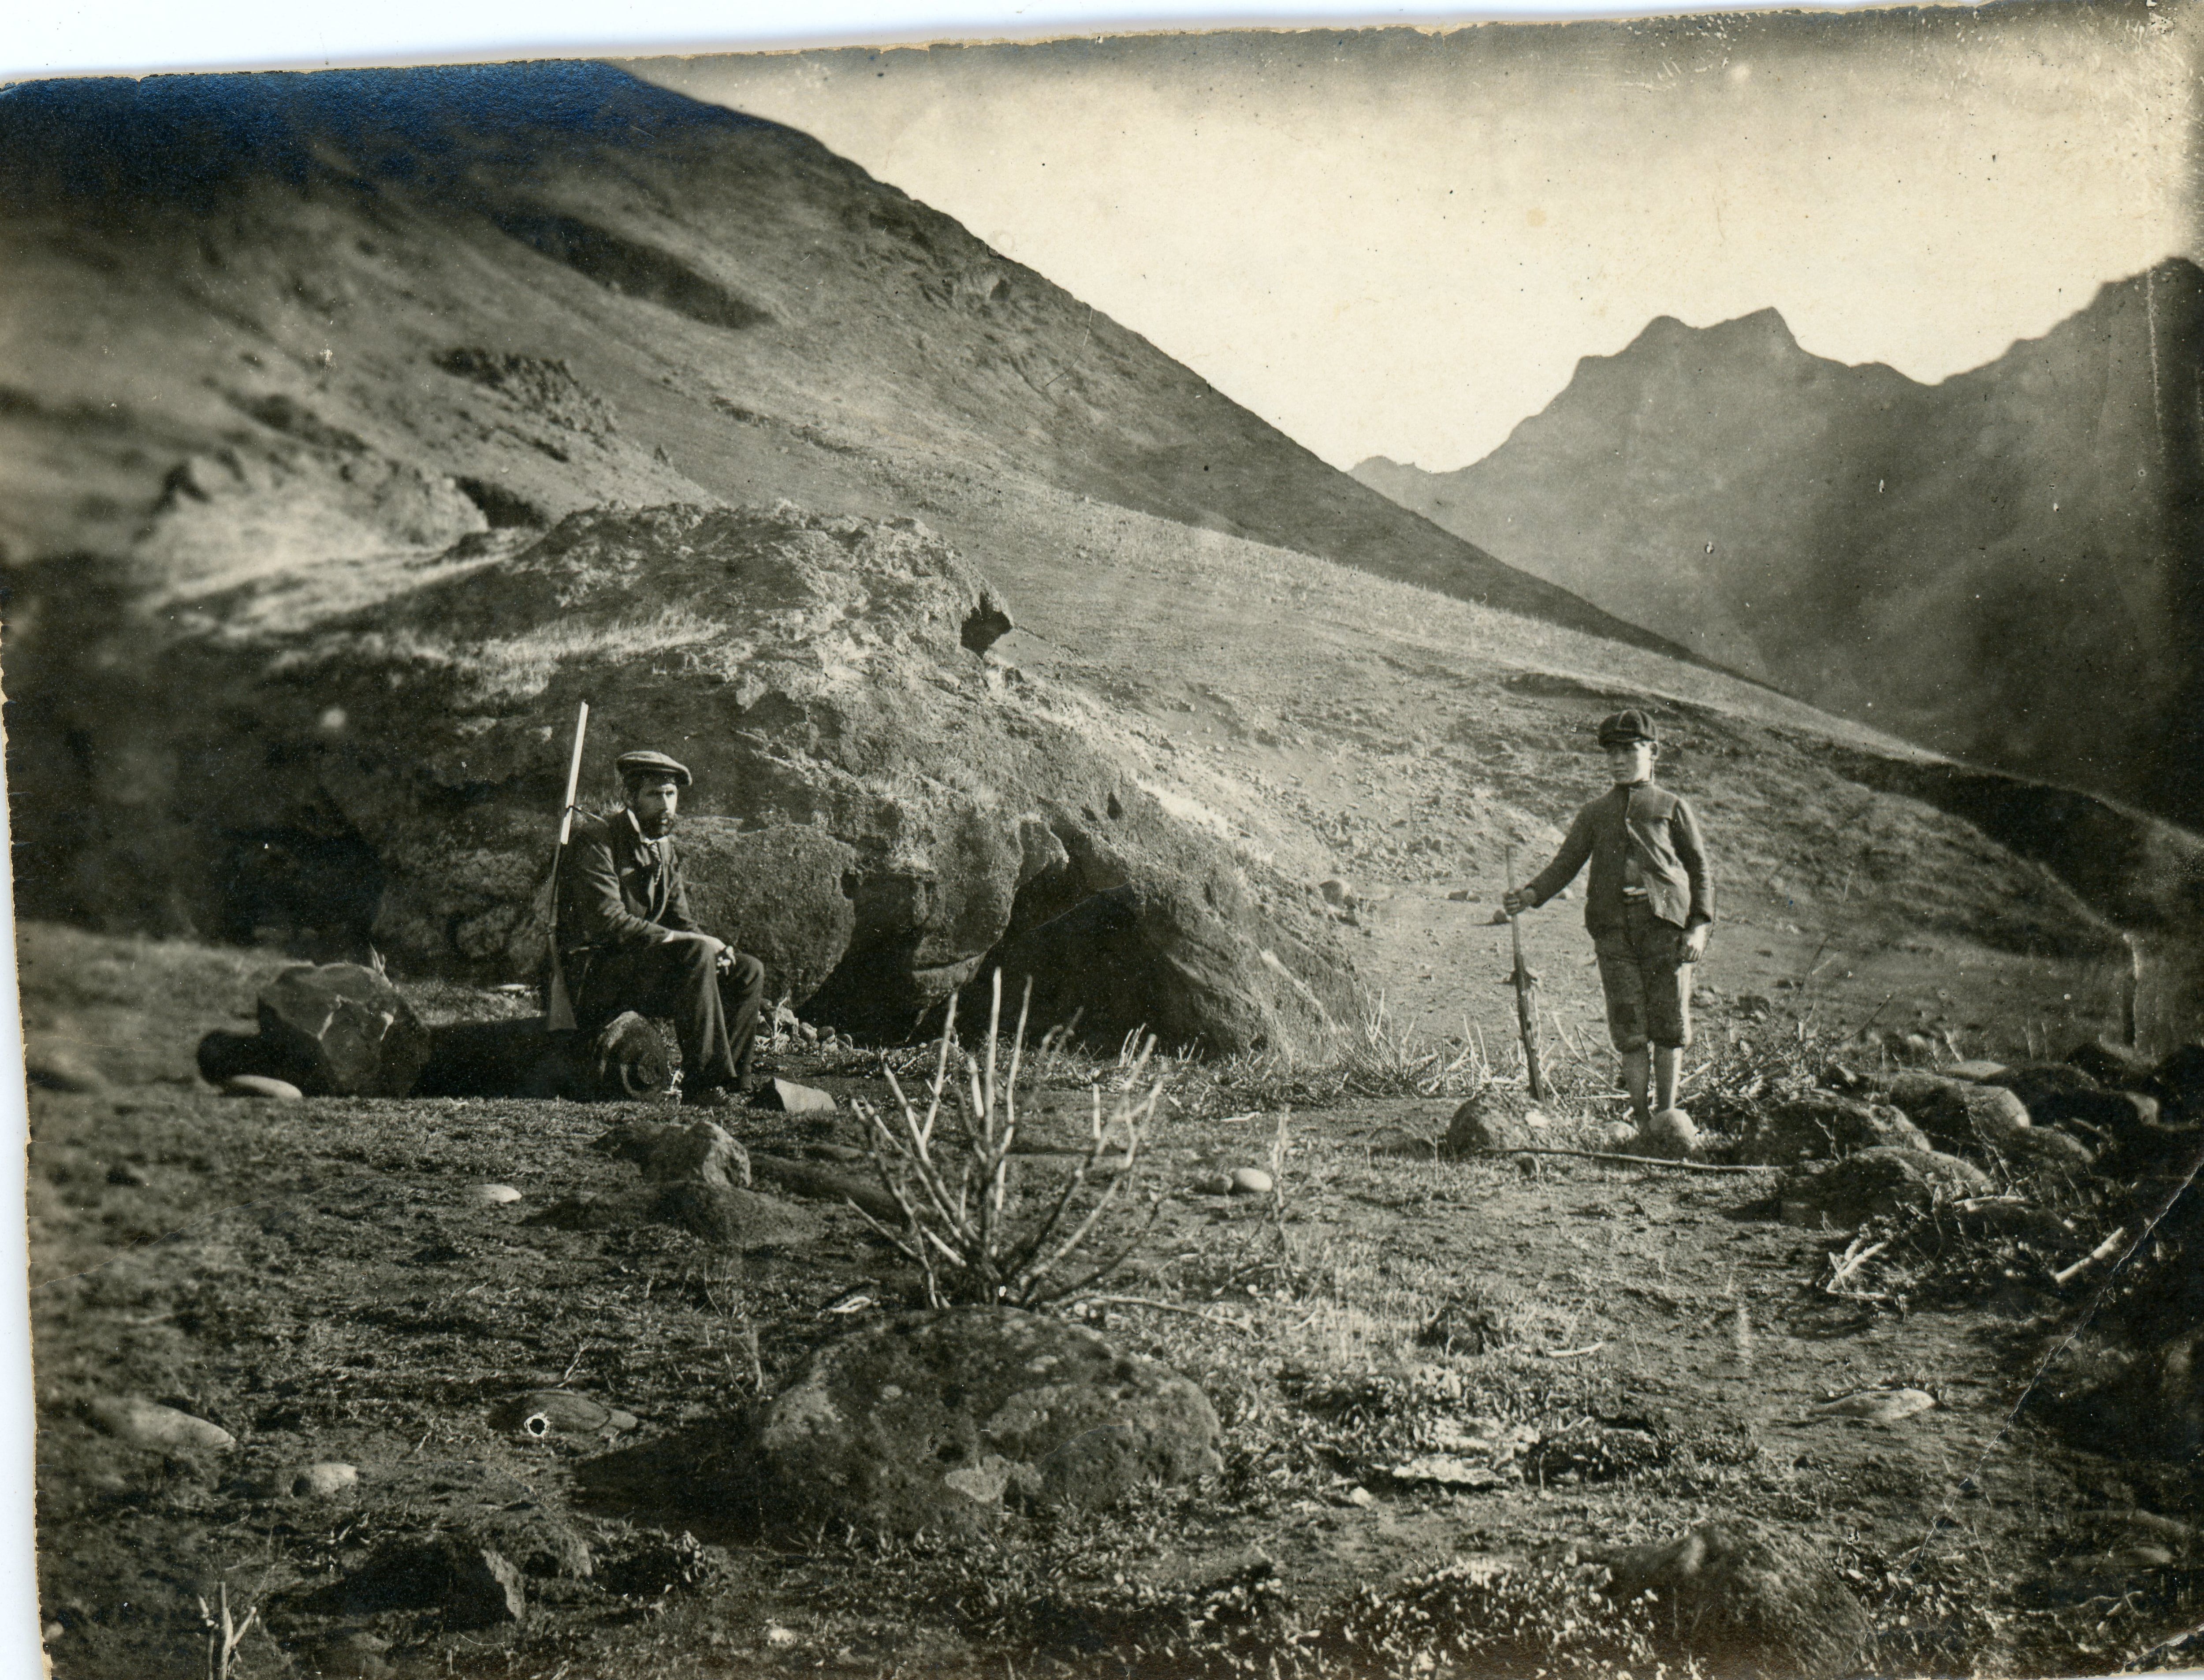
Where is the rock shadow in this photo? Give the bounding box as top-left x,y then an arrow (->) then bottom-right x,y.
570,1419 -> 769,1546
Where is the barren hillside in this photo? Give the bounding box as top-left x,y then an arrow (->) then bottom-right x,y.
5,61 -> 2201,1061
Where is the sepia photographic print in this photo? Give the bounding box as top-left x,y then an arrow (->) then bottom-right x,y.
5,4 -> 2203,1675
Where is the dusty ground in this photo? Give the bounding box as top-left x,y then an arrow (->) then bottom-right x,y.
25,921 -> 2204,1680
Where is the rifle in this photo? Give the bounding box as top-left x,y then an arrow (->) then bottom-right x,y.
544,701 -> 590,1033
1503,846 -> 1548,1100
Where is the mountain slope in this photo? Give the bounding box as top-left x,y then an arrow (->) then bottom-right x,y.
1354,265 -> 2204,827
6,60 -> 2202,1060
0,63 -> 1682,660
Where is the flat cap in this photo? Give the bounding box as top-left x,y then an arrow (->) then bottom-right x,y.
1596,708 -> 1657,747
614,749 -> 692,787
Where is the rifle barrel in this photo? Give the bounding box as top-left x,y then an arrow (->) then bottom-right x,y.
556,702 -> 589,847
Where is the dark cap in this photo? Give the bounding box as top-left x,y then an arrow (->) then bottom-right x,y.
1596,709 -> 1657,748
615,749 -> 692,788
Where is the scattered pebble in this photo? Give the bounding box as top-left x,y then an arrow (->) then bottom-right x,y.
761,1078 -> 838,1115
489,1389 -> 637,1438
26,1050 -> 106,1094
766,1625 -> 800,1648
222,1074 -> 303,1101
290,1461 -> 360,1498
1345,1485 -> 1376,1508
473,1183 -> 523,1206
1228,1167 -> 1274,1196
86,1397 -> 235,1452
1816,1388 -> 1935,1425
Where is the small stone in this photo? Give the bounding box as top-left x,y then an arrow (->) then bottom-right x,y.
1601,1120 -> 1641,1149
759,1078 -> 838,1116
1345,1485 -> 1376,1508
1816,1388 -> 1935,1424
444,1546 -> 527,1627
25,1049 -> 105,1094
290,1461 -> 360,1498
766,1625 -> 800,1648
1445,1088 -> 1543,1156
1639,1108 -> 1699,1158
473,1183 -> 523,1206
2068,1038 -> 2156,1089
1446,889 -> 1474,902
1943,1060 -> 2010,1083
86,1397 -> 234,1452
1319,878 -> 1356,908
223,1074 -> 303,1101
489,1390 -> 633,1439
1228,1167 -> 1274,1196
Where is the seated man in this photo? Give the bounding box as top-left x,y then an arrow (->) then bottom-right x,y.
556,749 -> 766,1109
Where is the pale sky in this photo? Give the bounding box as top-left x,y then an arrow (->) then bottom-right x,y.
636,7 -> 2197,469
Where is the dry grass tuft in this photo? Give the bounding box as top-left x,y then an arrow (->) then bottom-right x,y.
853,972 -> 1167,1307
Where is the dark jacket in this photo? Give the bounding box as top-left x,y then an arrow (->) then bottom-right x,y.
555,809 -> 700,958
1522,782 -> 1714,935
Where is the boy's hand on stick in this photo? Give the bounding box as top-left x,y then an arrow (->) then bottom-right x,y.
1501,888 -> 1529,917
1681,924 -> 1711,964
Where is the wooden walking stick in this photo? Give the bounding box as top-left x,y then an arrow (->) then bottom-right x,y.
544,701 -> 589,1033
1504,846 -> 1549,1100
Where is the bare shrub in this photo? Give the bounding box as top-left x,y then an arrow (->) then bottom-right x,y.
852,972 -> 1165,1307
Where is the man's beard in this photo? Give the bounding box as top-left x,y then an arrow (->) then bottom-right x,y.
639,810 -> 678,839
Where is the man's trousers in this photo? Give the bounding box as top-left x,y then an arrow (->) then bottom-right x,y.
575,939 -> 765,1094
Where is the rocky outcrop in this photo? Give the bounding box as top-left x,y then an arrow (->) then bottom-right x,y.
746,1308 -> 1222,1535
1883,1074 -> 2033,1151
1780,1147 -> 1990,1225
1735,1095 -> 1928,1166
18,503 -> 1360,1058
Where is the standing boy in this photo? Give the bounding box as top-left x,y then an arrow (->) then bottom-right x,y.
1502,710 -> 1714,1134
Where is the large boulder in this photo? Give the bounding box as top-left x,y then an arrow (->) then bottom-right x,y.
1735,1095 -> 1928,1166
197,963 -> 431,1097
1884,1073 -> 2033,1152
1587,1519 -> 1873,1680
748,1308 -> 1222,1535
19,503 -> 1359,1060
976,878 -> 1340,1055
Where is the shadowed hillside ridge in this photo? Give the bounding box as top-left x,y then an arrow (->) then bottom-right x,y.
0,62 -> 1692,663
1354,261 -> 2204,827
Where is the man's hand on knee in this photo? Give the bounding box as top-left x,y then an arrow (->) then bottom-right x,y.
666,931 -> 727,965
